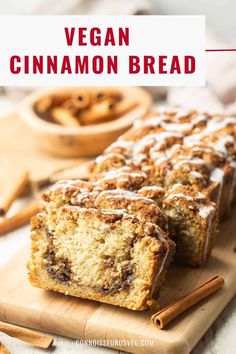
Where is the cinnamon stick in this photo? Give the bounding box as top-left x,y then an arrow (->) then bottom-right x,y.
0,171 -> 29,216
151,275 -> 224,329
0,321 -> 53,349
112,97 -> 137,116
79,98 -> 116,125
92,89 -> 121,103
71,91 -> 91,109
36,96 -> 52,114
0,341 -> 11,354
51,107 -> 80,127
0,200 -> 40,236
79,95 -> 137,126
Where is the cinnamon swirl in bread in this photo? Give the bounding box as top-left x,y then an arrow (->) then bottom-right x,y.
28,186 -> 175,310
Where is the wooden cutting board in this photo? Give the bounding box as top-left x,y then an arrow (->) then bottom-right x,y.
0,115 -> 91,191
0,213 -> 235,354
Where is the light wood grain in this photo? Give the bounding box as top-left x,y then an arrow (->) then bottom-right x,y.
0,115 -> 91,188
50,161 -> 91,182
0,212 -> 235,354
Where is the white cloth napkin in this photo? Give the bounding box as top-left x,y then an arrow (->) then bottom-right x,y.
168,32 -> 236,114
30,0 -> 153,15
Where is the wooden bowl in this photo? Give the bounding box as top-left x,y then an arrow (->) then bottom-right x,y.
19,87 -> 152,157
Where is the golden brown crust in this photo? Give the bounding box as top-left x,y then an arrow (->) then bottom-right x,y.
87,108 -> 236,266
29,108 -> 236,311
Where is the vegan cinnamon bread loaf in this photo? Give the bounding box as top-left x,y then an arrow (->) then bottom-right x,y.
89,108 -> 236,264
28,107 -> 236,309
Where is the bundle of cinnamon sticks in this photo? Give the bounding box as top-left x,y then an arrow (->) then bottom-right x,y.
35,88 -> 137,127
0,170 -> 40,236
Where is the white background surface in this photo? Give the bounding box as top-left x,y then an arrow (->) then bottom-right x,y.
0,0 -> 235,39
151,0 -> 236,40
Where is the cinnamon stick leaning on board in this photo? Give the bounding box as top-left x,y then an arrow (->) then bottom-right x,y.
151,275 -> 224,329
0,341 -> 10,354
0,171 -> 29,216
0,200 -> 40,236
0,321 -> 53,349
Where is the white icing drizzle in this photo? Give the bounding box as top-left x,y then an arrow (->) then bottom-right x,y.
157,106 -> 191,119
140,116 -> 164,127
153,155 -> 168,166
50,180 -> 91,204
166,193 -> 194,201
139,186 -> 164,193
210,168 -> 225,206
99,209 -> 127,217
203,206 -> 215,261
173,157 -> 206,169
191,114 -> 207,125
191,146 -> 215,154
132,118 -> 142,127
106,140 -> 134,152
197,192 -> 207,199
183,138 -> 204,147
161,122 -> 193,132
51,179 -> 85,191
185,116 -> 236,147
166,191 -> 209,213
134,134 -> 158,153
135,131 -> 183,154
229,161 -> 236,205
190,171 -> 204,179
210,135 -> 234,155
95,189 -> 157,207
100,169 -> 146,181
95,153 -> 125,164
207,117 -> 236,132
168,183 -> 182,192
199,204 -> 215,218
167,143 -> 182,157
172,107 -> 192,119
132,153 -> 147,165
138,114 -> 193,133
72,190 -> 90,204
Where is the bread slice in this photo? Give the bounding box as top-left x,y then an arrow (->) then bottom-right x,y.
163,185 -> 218,266
28,189 -> 175,311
